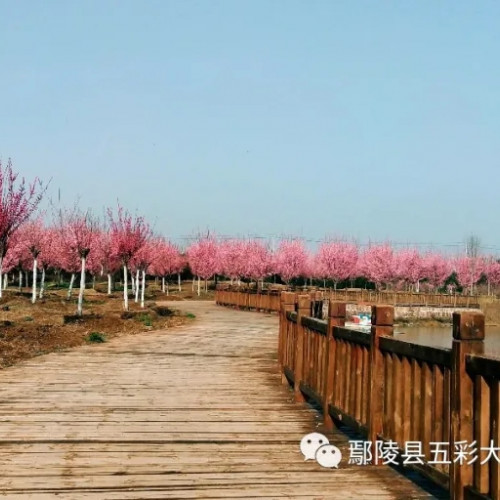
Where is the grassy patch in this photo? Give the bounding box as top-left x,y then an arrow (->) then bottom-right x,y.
185,312 -> 196,319
137,313 -> 152,327
23,316 -> 34,322
86,332 -> 106,343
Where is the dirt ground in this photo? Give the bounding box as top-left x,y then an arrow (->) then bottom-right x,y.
0,283 -> 206,369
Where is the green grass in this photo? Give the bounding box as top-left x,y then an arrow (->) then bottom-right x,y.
137,313 -> 152,327
86,332 -> 106,343
185,312 -> 196,319
23,316 -> 34,322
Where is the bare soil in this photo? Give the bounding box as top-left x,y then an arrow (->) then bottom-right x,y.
0,286 -> 194,369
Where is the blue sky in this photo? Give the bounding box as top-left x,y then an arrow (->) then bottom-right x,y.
1,1 -> 499,252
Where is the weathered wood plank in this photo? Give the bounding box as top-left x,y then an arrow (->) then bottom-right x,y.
0,301 -> 443,498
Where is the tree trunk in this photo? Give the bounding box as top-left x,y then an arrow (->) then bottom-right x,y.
135,269 -> 140,302
205,279 -> 207,292
39,267 -> 46,298
178,273 -> 181,292
161,276 -> 165,293
197,277 -> 201,296
67,273 -> 75,299
25,271 -> 29,289
18,269 -> 22,291
131,274 -> 135,295
77,256 -> 86,317
123,264 -> 129,311
191,279 -> 195,292
166,280 -> 169,296
107,273 -> 112,294
92,275 -> 96,289
3,273 -> 7,290
32,258 -> 38,304
0,257 -> 3,299
140,270 -> 146,308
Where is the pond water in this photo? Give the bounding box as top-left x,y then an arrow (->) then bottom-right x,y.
393,325 -> 500,357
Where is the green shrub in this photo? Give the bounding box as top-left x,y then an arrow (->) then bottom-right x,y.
137,313 -> 152,327
86,332 -> 106,343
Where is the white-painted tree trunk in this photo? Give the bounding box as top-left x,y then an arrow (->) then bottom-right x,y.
178,273 -> 181,291
18,269 -> 22,291
140,270 -> 146,308
107,273 -> 112,294
197,276 -> 201,296
39,268 -> 46,298
123,264 -> 129,311
32,258 -> 38,304
0,258 -> 3,299
25,271 -> 29,289
3,273 -> 7,290
191,279 -> 195,291
135,269 -> 140,302
131,274 -> 135,295
161,276 -> 165,293
77,256 -> 86,316
92,275 -> 95,289
67,273 -> 75,299
166,281 -> 169,296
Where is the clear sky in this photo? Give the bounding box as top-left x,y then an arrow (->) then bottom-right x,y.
1,1 -> 499,252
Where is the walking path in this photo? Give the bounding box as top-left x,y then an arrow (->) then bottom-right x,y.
0,301 -> 446,498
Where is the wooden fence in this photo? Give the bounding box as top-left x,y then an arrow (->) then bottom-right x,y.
215,287 -> 282,313
215,288 -> 500,500
327,289 -> 480,308
215,285 -> 481,309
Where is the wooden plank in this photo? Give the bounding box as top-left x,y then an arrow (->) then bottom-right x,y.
0,300 -> 443,499
474,375 -> 490,494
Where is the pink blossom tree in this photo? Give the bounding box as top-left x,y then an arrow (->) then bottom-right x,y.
316,241 -> 358,290
275,240 -> 308,285
94,230 -> 120,294
38,227 -> 60,299
422,252 -> 451,291
152,240 -> 182,294
241,240 -> 272,288
108,206 -> 149,311
187,236 -> 219,295
484,257 -> 500,295
66,213 -> 99,316
0,159 -> 45,298
358,244 -> 394,290
133,238 -> 157,308
219,239 -> 246,285
454,256 -> 485,295
3,230 -> 31,291
19,219 -> 46,304
393,248 -> 425,292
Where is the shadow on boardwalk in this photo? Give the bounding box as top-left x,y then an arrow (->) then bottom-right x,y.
0,301 -> 448,499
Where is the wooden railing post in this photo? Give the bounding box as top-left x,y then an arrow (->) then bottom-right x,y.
450,311 -> 485,500
368,305 -> 394,454
294,294 -> 311,402
279,292 -> 296,381
323,300 -> 346,430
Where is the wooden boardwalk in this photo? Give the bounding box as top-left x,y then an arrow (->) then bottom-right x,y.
0,301 -> 446,499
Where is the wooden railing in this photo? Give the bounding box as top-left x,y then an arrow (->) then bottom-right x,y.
215,285 -> 481,309
215,287 -> 282,313
275,293 -> 499,500
216,289 -> 499,500
328,289 -> 480,308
